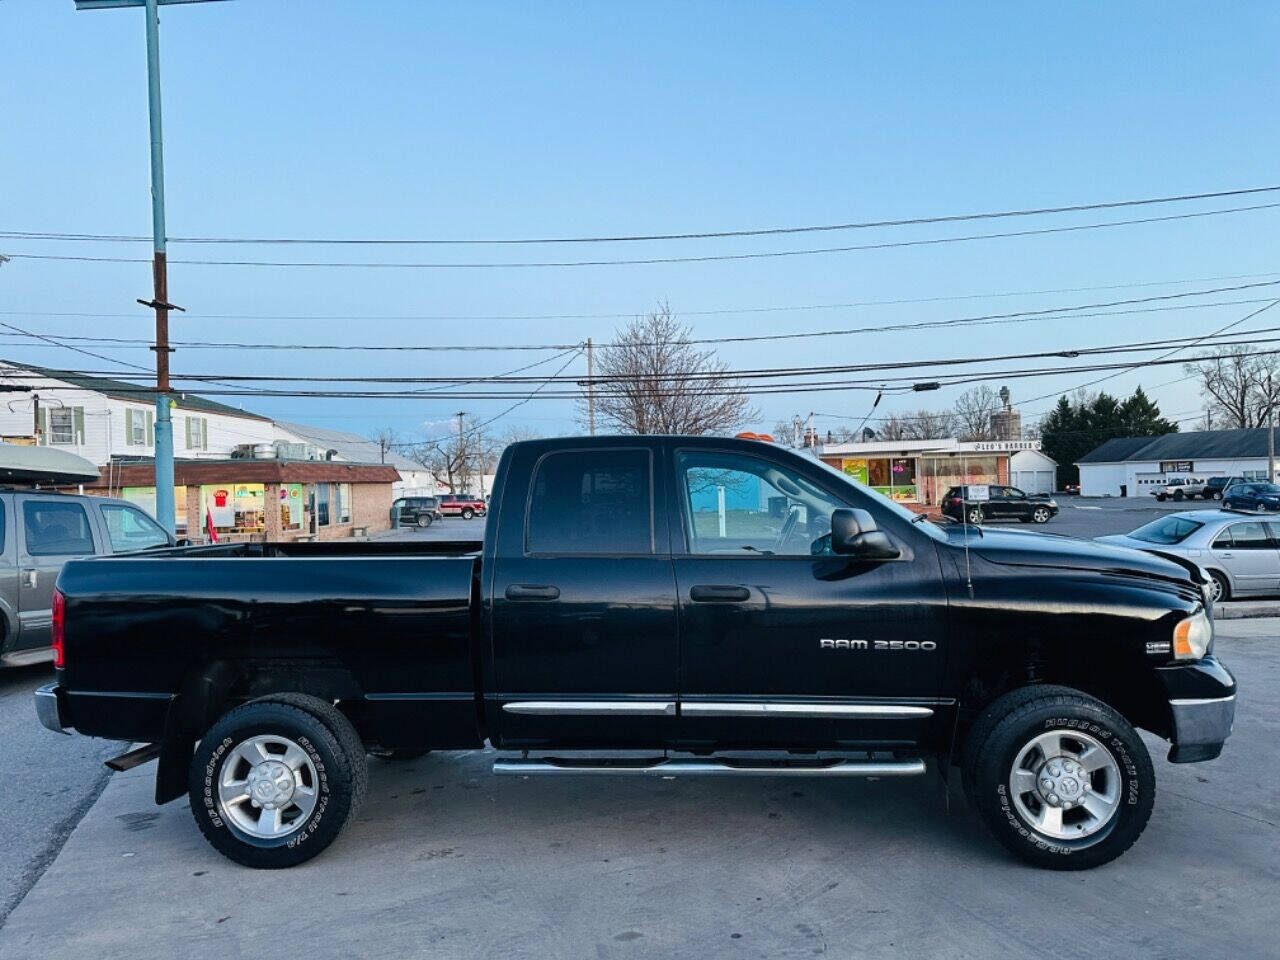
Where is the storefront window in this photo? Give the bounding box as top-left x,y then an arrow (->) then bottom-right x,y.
121,486 -> 188,533
279,483 -> 304,531
316,483 -> 330,526
861,458 -> 919,502
200,483 -> 265,535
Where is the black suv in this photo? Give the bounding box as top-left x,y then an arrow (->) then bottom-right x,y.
941,484 -> 1058,524
1202,476 -> 1245,501
391,496 -> 443,528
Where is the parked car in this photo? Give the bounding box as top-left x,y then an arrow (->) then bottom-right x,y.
438,493 -> 486,519
390,496 -> 443,529
39,436 -> 1234,872
1154,477 -> 1207,501
1222,481 -> 1280,512
1201,476 -> 1245,501
1098,509 -> 1280,603
940,484 -> 1058,524
2,490 -> 174,667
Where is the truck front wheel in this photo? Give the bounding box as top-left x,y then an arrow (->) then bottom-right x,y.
188,694 -> 368,869
961,685 -> 1154,870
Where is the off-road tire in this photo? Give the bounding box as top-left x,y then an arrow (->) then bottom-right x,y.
960,684 -> 1155,870
1173,489 -> 1184,501
1155,493 -> 1167,502
189,693 -> 368,869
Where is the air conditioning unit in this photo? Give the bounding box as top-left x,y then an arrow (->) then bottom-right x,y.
274,442 -> 310,461
230,444 -> 257,459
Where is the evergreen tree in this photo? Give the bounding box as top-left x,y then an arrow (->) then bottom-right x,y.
1041,386 -> 1177,486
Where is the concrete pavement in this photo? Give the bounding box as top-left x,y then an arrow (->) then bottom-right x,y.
1,624 -> 1274,960
0,663 -> 116,926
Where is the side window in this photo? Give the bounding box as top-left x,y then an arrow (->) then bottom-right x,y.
526,450 -> 652,554
1227,522 -> 1271,550
1005,487 -> 1026,499
677,450 -> 843,556
22,500 -> 95,557
100,504 -> 170,552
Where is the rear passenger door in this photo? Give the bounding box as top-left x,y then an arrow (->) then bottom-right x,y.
1209,520 -> 1279,596
489,446 -> 679,748
14,496 -> 100,652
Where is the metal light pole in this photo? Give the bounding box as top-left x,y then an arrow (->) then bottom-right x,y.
74,0 -> 230,535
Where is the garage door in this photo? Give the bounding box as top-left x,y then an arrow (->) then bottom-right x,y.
1014,470 -> 1055,495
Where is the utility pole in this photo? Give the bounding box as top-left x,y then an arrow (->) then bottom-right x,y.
74,0 -> 228,535
586,338 -> 596,436
1269,374 -> 1276,484
455,411 -> 467,493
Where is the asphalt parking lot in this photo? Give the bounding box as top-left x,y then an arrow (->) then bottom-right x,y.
1,620 -> 1274,960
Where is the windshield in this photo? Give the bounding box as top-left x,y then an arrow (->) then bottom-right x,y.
1126,515 -> 1204,544
812,457 -> 945,538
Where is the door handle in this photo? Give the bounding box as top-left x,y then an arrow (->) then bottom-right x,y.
689,584 -> 751,603
505,583 -> 561,601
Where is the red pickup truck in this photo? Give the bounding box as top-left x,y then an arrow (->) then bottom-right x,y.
437,493 -> 486,519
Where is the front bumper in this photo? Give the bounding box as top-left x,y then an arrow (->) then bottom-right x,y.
34,682 -> 71,735
1167,695 -> 1236,762
1157,655 -> 1237,762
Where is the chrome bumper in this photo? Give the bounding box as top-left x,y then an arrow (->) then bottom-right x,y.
34,683 -> 71,735
1168,694 -> 1235,763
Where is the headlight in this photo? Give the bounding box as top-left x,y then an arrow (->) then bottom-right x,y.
1173,609 -> 1213,660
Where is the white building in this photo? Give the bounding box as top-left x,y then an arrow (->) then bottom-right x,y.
1077,428 -> 1279,497
0,361 -> 277,463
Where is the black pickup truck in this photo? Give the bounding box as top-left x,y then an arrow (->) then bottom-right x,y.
37,435 -> 1236,870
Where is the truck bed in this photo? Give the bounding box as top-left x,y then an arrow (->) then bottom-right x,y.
55,541 -> 485,751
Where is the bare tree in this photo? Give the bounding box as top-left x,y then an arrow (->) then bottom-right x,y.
954,386 -> 999,440
906,408 -> 956,440
877,413 -> 913,441
410,416 -> 491,494
1185,346 -> 1280,428
584,305 -> 755,435
368,427 -> 400,464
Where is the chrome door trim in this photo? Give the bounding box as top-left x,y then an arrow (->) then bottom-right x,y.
680,701 -> 934,719
502,700 -> 677,717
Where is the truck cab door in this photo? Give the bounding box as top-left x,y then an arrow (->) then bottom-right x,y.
488,445 -> 678,749
668,447 -> 948,751
14,495 -> 100,653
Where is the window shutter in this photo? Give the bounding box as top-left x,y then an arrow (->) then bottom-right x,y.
200,418 -> 208,450
184,417 -> 193,449
124,409 -> 134,446
38,407 -> 49,445
146,410 -> 154,447
73,407 -> 85,445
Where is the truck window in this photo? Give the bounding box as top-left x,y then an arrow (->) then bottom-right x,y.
100,503 -> 170,552
676,450 -> 842,556
526,449 -> 652,554
22,500 -> 95,557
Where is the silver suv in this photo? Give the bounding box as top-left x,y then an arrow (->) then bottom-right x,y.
1154,477 -> 1207,501
1,491 -> 174,667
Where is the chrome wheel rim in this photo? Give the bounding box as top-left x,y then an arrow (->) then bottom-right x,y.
217,735 -> 319,840
1208,575 -> 1225,603
967,509 -> 982,523
1008,730 -> 1121,841
1034,508 -> 1049,522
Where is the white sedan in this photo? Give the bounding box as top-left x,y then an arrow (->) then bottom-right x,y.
1097,509 -> 1280,603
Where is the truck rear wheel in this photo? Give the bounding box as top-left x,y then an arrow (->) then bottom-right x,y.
461,507 -> 475,519
416,514 -> 432,528
961,685 -> 1154,870
189,694 -> 367,869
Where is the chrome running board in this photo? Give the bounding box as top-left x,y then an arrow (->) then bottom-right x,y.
493,757 -> 926,778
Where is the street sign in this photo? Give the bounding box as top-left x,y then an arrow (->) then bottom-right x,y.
75,1 -> 229,10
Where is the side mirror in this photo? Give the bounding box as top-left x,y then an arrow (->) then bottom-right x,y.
830,508 -> 901,560
174,538 -> 191,547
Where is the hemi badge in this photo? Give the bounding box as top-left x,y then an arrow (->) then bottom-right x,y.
1145,641 -> 1172,655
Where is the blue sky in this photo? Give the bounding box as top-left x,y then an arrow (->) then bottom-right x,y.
2,0 -> 1279,441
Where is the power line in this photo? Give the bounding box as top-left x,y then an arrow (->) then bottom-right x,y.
4,202 -> 1278,269
1,281 -> 1276,355
4,185 -> 1277,246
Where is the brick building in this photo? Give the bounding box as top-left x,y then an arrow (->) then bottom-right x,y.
77,458 -> 399,542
